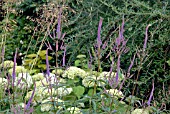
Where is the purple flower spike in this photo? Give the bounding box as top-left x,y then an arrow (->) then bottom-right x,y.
25,83 -> 36,110
12,49 -> 17,87
57,7 -> 62,39
115,55 -> 120,87
147,80 -> 154,106
143,24 -> 151,51
62,46 -> 66,66
46,48 -> 50,76
128,54 -> 136,74
97,18 -> 103,47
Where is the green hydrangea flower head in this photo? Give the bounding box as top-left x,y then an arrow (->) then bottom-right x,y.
132,108 -> 149,114
62,66 -> 87,79
8,66 -> 28,75
82,75 -> 96,87
106,89 -> 124,98
0,77 -> 7,87
32,73 -> 44,81
67,107 -> 82,114
41,97 -> 64,112
52,69 -> 63,76
0,60 -> 15,68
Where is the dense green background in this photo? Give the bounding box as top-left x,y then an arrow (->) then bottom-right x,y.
0,0 -> 170,112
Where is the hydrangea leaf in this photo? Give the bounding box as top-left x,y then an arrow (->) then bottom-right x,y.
39,50 -> 47,56
74,60 -> 81,66
76,54 -> 86,58
41,56 -> 53,60
88,89 -> 96,97
38,64 -> 47,70
26,54 -> 37,58
73,86 -> 85,99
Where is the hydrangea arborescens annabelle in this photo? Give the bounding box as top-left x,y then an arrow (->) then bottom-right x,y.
14,73 -> 33,89
82,75 -> 96,87
52,69 -> 63,75
41,97 -> 64,112
0,60 -> 15,68
0,77 -> 7,87
67,107 -> 82,114
8,66 -> 27,75
132,108 -> 149,114
98,71 -> 124,85
106,89 -> 124,98
25,86 -> 72,105
62,66 -> 87,79
32,73 -> 44,81
42,86 -> 73,97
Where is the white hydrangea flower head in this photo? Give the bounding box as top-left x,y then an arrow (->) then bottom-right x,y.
106,89 -> 124,98
67,107 -> 82,114
98,71 -> 124,85
8,66 -> 27,75
41,73 -> 57,86
0,60 -> 15,68
62,66 -> 87,79
25,87 -> 44,104
25,90 -> 38,105
14,73 -> 33,89
82,75 -> 96,87
41,98 -> 52,112
132,108 -> 149,114
35,81 -> 43,87
99,71 -> 116,79
0,77 -> 7,87
16,103 -> 25,109
32,73 -> 44,81
57,87 -> 73,96
41,97 -> 64,112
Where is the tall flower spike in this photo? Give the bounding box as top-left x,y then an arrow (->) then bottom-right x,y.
57,7 -> 62,39
12,49 -> 17,87
143,24 -> 151,51
147,80 -> 154,106
25,82 -> 36,110
97,18 -> 103,48
62,46 -> 66,66
46,48 -> 50,76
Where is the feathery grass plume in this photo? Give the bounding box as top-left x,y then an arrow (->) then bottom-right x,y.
147,80 -> 154,106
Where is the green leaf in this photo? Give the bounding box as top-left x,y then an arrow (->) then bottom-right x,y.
88,89 -> 96,96
39,50 -> 47,56
26,54 -> 37,58
41,56 -> 53,60
166,60 -> 170,66
76,54 -> 86,58
38,64 -> 47,70
74,60 -> 81,66
73,86 -> 85,99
